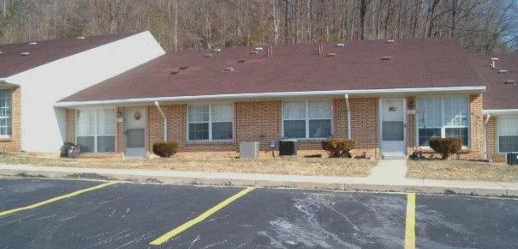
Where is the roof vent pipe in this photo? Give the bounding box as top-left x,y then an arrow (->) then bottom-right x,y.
267,46 -> 273,57
318,43 -> 324,56
223,67 -> 235,72
490,57 -> 499,69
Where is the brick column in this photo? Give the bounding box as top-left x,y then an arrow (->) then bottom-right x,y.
468,94 -> 485,159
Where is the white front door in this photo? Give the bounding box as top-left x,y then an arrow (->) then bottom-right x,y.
125,107 -> 147,158
380,98 -> 407,157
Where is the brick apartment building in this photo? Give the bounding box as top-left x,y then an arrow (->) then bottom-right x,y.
1,33 -> 516,161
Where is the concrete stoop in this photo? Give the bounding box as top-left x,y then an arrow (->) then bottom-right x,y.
0,164 -> 517,197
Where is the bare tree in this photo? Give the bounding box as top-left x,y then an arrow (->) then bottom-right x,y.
0,0 -> 516,54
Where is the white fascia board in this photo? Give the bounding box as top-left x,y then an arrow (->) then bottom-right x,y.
0,78 -> 19,87
483,109 -> 518,115
55,85 -> 486,108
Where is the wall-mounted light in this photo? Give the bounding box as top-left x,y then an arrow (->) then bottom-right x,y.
408,99 -> 415,110
116,110 -> 123,123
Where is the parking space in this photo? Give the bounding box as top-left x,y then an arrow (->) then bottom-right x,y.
171,189 -> 406,249
0,178 -> 101,211
0,180 -> 242,249
1,178 -> 518,249
416,195 -> 518,249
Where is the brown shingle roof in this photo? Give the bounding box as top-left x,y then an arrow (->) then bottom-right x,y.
0,33 -> 134,78
61,38 -> 483,102
469,55 -> 518,110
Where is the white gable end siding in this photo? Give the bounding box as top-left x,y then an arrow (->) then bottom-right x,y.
5,31 -> 166,152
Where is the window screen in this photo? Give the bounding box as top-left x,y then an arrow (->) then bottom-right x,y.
498,117 -> 518,153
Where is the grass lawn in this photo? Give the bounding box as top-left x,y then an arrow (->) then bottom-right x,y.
407,160 -> 518,182
0,152 -> 376,177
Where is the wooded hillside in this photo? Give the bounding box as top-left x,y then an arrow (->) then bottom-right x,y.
1,0 -> 517,55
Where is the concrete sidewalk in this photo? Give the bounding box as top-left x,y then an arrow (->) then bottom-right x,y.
1,163 -> 517,197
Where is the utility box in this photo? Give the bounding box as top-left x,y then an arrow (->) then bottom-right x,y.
239,142 -> 260,159
507,153 -> 518,165
279,139 -> 297,157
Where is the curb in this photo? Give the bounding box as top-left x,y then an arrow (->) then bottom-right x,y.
1,166 -> 517,198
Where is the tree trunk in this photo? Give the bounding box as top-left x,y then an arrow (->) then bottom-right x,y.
359,0 -> 369,40
426,0 -> 441,38
451,0 -> 457,37
412,0 -> 421,38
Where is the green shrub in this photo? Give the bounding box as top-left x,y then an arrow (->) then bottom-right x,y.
321,138 -> 356,158
152,142 -> 179,158
428,137 -> 462,160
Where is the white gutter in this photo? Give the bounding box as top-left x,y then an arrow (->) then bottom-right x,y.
483,109 -> 518,115
484,114 -> 491,161
55,86 -> 486,107
344,94 -> 352,139
154,101 -> 168,141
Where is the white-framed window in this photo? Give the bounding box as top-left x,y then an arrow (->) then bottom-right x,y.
497,116 -> 518,153
282,100 -> 332,139
416,96 -> 469,146
0,90 -> 12,137
187,103 -> 234,141
76,108 -> 116,153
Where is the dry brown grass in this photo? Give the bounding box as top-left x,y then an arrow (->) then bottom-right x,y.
0,152 -> 376,177
407,160 -> 518,182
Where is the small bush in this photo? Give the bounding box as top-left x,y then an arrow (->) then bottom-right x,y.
321,138 -> 356,158
152,142 -> 179,158
428,137 -> 462,160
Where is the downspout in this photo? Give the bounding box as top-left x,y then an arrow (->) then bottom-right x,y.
484,113 -> 491,161
154,101 -> 168,141
345,94 -> 352,139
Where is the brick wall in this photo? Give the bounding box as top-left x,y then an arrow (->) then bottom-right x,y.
235,101 -> 281,151
466,94 -> 485,159
486,116 -> 512,163
141,99 -> 381,157
65,109 -> 75,143
63,94 -> 487,160
349,98 -> 379,158
116,107 -> 124,153
0,87 -> 21,152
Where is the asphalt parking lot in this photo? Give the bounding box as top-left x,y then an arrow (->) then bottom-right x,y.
0,178 -> 517,249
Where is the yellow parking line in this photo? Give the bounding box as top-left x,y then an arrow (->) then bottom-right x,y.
405,193 -> 416,249
150,187 -> 256,246
0,181 -> 117,218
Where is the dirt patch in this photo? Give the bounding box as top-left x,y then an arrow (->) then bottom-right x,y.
0,152 -> 376,177
407,160 -> 518,182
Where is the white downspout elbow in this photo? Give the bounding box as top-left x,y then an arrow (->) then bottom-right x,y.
154,101 -> 168,141
345,94 -> 352,139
